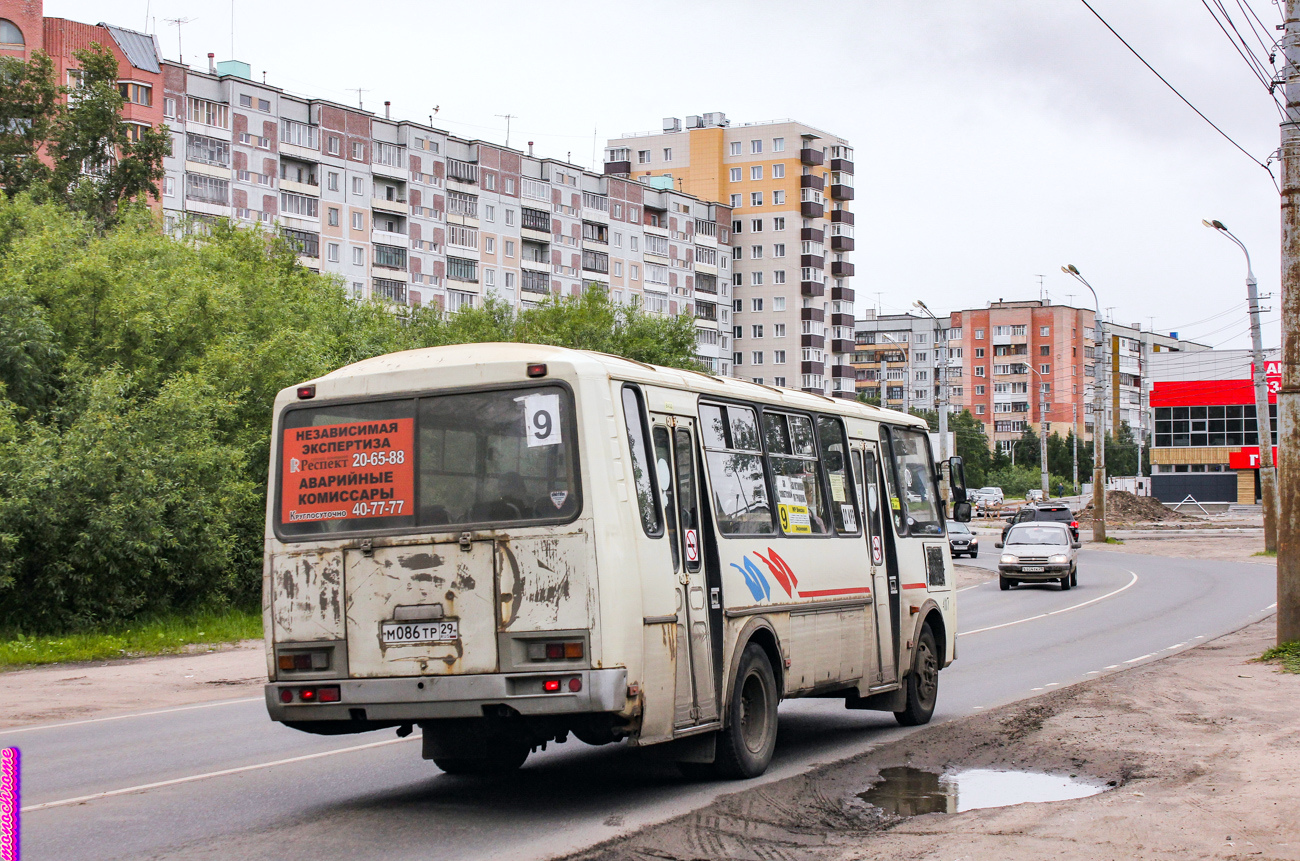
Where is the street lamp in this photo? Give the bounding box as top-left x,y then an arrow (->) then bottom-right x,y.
1061,264 -> 1108,541
1203,219 -> 1278,552
913,300 -> 949,472
1025,364 -> 1052,498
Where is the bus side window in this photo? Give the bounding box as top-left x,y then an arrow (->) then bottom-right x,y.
817,415 -> 860,534
700,402 -> 774,535
764,412 -> 829,535
883,426 -> 944,536
621,385 -> 662,537
879,427 -> 908,535
653,426 -> 680,571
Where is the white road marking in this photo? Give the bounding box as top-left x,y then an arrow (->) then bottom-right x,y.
1124,654 -> 1154,664
21,736 -> 419,813
1168,644 -> 1186,650
1084,671 -> 1099,675
963,570 -> 1139,636
1045,682 -> 1059,687
1194,635 -> 1205,639
0,697 -> 264,736
958,582 -> 990,593
1031,687 -> 1043,691
1104,665 -> 1118,670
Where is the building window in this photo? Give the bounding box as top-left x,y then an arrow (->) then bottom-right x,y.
352,247 -> 364,266
975,328 -> 984,339
187,97 -> 229,128
484,204 -> 495,222
638,150 -> 650,164
729,141 -> 742,156
184,173 -> 228,205
327,136 -> 340,155
326,243 -> 340,262
751,218 -> 763,232
976,405 -> 985,415
772,190 -> 785,205
351,141 -> 365,161
752,351 -> 764,364
351,211 -> 364,230
752,325 -> 764,338
163,176 -> 175,196
772,243 -> 786,258
750,140 -> 763,154
751,245 -> 763,259
447,256 -> 478,282
772,164 -> 786,179
662,147 -> 672,160
751,165 -> 763,180
730,194 -> 742,207
974,366 -> 985,377
751,272 -> 763,286
327,172 -> 339,191
351,177 -> 363,196
730,167 -> 742,182
116,82 -> 152,106
1040,364 -> 1050,374
1040,326 -> 1050,336
328,207 -> 339,226
751,192 -> 763,206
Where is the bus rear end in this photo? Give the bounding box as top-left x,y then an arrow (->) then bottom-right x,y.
263,351 -> 627,772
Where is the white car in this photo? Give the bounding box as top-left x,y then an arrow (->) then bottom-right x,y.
971,486 -> 1004,506
995,521 -> 1080,591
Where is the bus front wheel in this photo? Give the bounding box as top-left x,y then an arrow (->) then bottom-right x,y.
894,623 -> 938,727
714,642 -> 779,779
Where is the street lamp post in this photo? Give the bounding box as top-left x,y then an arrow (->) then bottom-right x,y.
1026,364 -> 1051,498
1203,219 -> 1279,553
1062,264 -> 1107,542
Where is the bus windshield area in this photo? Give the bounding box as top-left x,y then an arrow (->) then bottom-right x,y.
277,386 -> 578,537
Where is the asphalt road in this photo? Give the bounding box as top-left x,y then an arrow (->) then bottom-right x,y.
5,549 -> 1276,861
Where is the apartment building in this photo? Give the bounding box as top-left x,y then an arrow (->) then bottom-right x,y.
151,58 -> 732,372
851,311 -> 953,413
605,114 -> 856,398
1,6 -> 164,153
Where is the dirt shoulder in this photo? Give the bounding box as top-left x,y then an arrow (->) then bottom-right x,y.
0,639 -> 266,728
567,617 -> 1299,861
1091,533 -> 1275,564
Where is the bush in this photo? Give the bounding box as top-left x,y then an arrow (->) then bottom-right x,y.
983,465 -> 1074,500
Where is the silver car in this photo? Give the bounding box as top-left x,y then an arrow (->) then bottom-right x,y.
995,521 -> 1079,591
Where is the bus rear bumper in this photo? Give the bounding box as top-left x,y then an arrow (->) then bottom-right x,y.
265,668 -> 628,723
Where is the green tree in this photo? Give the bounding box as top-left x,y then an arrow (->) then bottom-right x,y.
948,409 -> 993,487
1106,421 -> 1141,477
1013,424 -> 1040,469
0,45 -> 169,227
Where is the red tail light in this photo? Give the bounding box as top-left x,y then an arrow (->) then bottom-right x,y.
299,688 -> 316,701
543,679 -> 561,692
317,686 -> 340,703
279,688 -> 293,704
296,385 -> 316,399
568,678 -> 582,692
1070,521 -> 1078,529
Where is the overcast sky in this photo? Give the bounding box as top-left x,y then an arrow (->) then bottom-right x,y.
48,0 -> 1287,349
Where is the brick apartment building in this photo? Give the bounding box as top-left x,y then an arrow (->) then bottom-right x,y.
2,3 -> 736,373
851,311 -> 954,413
605,115 -> 856,397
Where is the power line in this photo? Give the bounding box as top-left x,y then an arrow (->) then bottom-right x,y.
1077,0 -> 1280,190
1200,0 -> 1288,118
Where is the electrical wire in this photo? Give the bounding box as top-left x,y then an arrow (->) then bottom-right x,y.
1234,0 -> 1281,59
1077,0 -> 1280,191
1201,0 -> 1288,118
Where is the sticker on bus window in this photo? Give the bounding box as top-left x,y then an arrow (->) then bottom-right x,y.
521,393 -> 562,448
778,503 -> 811,534
281,418 -> 415,523
829,473 -> 846,502
775,476 -> 807,506
841,504 -> 857,532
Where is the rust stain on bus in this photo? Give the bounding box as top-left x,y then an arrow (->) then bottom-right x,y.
271,551 -> 344,642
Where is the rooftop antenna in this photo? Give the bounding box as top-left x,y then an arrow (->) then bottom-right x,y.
495,114 -> 515,149
1035,273 -> 1045,300
429,106 -> 439,128
230,0 -> 235,57
165,17 -> 194,64
875,291 -> 884,316
348,87 -> 370,109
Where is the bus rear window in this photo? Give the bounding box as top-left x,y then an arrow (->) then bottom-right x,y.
277,386 -> 579,538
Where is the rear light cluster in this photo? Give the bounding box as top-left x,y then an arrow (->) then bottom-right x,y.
543,677 -> 583,693
526,640 -> 584,661
1070,521 -> 1079,529
279,686 -> 340,704
278,651 -> 330,672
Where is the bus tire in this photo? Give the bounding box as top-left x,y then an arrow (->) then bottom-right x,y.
894,623 -> 938,727
714,642 -> 779,779
432,741 -> 529,776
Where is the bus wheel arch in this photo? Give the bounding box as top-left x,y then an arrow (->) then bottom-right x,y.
723,617 -> 785,715
918,606 -> 948,669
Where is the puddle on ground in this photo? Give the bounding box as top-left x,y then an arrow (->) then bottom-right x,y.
859,766 -> 1108,816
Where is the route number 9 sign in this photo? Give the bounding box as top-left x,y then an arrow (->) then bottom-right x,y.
521,393 -> 562,448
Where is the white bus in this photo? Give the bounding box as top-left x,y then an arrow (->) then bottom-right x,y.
264,344 -> 970,778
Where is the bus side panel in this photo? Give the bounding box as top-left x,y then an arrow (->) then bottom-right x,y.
496,532 -> 595,633
268,549 -> 346,645
787,608 -> 866,690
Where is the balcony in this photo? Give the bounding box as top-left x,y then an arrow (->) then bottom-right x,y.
830,209 -> 855,225
830,184 -> 854,201
521,269 -> 551,294
830,234 -> 855,252
830,285 -> 855,302
830,158 -> 854,174
800,201 -> 824,218
831,312 -> 855,328
800,254 -> 824,270
831,364 -> 856,379
799,174 -> 824,191
695,301 -> 717,322
801,279 -> 825,297
801,361 -> 825,374
800,307 -> 825,322
604,160 -> 631,176
831,338 -> 855,354
372,194 -> 408,214
800,227 -> 824,243
831,261 -> 854,277
800,147 -> 824,166
801,334 -> 825,349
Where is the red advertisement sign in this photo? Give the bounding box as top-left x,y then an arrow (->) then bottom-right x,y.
280,418 -> 415,524
1228,446 -> 1278,470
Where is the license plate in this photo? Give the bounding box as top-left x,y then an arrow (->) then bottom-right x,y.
1021,566 -> 1044,573
381,620 -> 459,644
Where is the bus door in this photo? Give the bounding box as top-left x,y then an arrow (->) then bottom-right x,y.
852,441 -> 898,686
650,415 -> 718,729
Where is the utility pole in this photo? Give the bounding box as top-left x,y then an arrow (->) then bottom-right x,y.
1040,378 -> 1050,497
1063,265 -> 1106,541
1072,403 -> 1079,496
1205,219 -> 1279,551
1278,0 -> 1300,644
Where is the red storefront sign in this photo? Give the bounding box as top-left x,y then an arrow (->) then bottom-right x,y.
1227,446 -> 1278,470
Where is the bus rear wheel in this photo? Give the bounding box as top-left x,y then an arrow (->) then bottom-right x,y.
894,623 -> 938,727
714,642 -> 779,779
433,741 -> 529,775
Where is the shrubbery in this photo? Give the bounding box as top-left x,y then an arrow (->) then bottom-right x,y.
0,197 -> 703,632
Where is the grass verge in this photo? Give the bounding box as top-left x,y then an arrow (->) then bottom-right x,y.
0,607 -> 263,670
1104,536 -> 1125,545
1260,641 -> 1300,674
1253,549 -> 1277,558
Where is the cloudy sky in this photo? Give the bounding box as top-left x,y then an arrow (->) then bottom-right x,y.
49,0 -> 1287,349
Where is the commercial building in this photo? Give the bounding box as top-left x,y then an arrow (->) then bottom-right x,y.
605,115 -> 856,397
851,311 -> 954,413
1148,349 -> 1279,504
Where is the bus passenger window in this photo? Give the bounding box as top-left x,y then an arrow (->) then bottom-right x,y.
764,412 -> 829,535
622,385 -> 662,536
817,415 -> 860,534
699,403 -> 773,535
887,427 -> 944,536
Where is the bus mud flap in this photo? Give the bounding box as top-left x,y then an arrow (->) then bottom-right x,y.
845,687 -> 906,712
643,731 -> 717,764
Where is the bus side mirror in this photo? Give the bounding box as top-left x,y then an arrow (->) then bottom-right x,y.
952,500 -> 972,523
947,456 -> 968,504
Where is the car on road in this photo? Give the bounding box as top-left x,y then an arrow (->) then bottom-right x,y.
971,486 -> 1004,507
995,521 -> 1080,591
947,520 -> 979,558
1002,501 -> 1079,543
1025,489 -> 1044,502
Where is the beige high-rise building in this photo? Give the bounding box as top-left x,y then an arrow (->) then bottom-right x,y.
606,114 -> 856,398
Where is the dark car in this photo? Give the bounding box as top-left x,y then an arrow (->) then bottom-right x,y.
1002,501 -> 1079,543
947,521 -> 978,558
